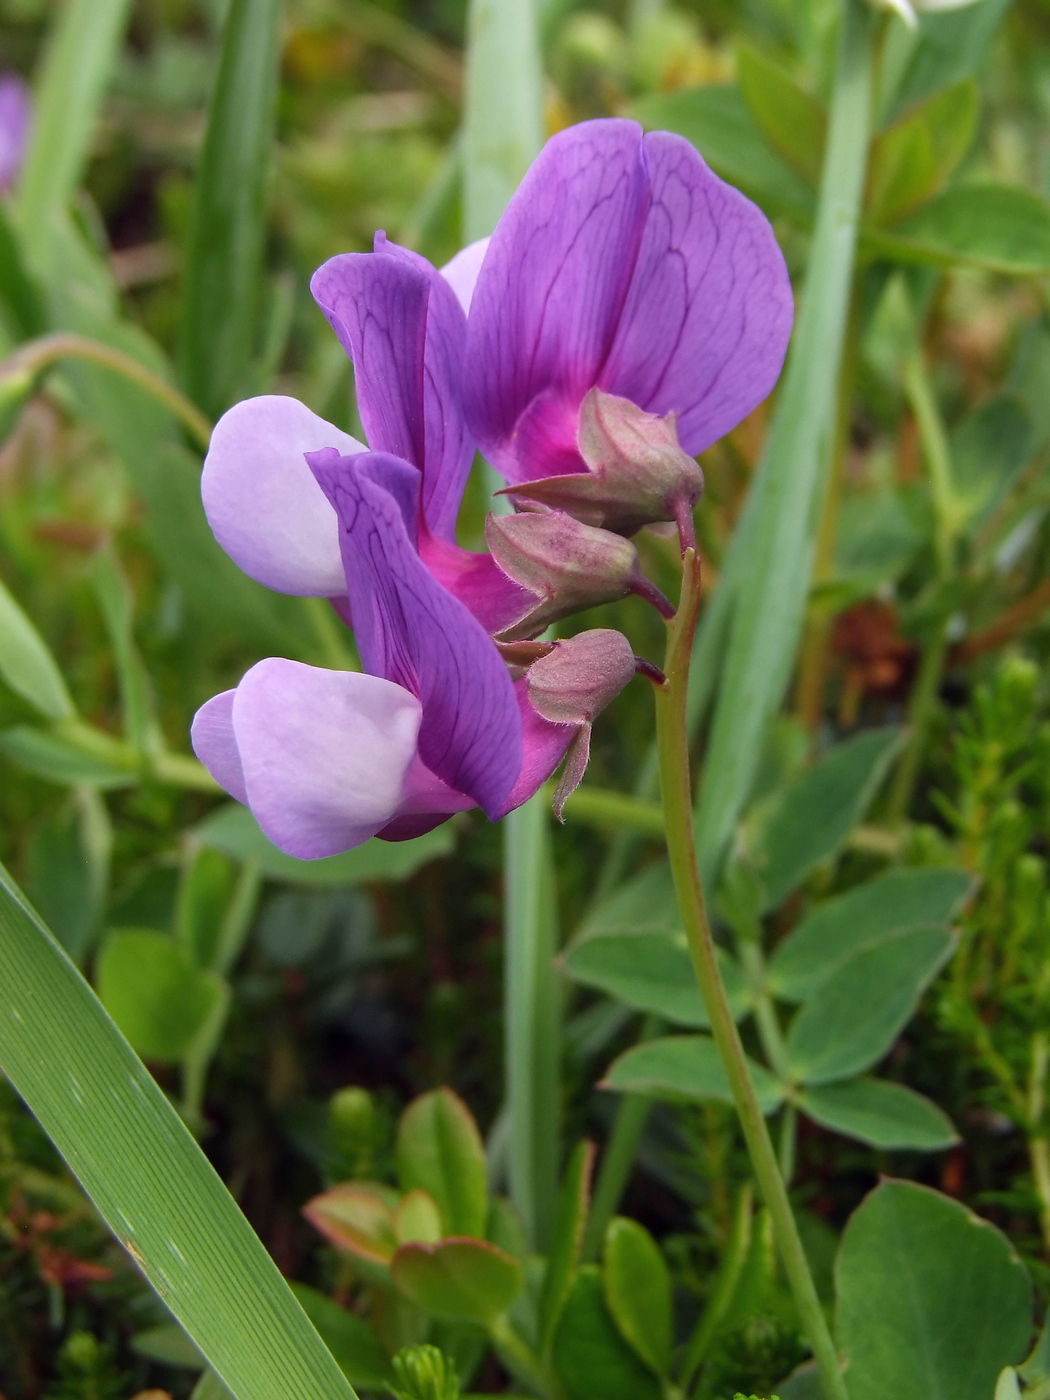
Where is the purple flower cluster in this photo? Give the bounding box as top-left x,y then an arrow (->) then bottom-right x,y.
192,119 -> 792,858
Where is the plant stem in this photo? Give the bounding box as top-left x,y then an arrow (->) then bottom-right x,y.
504,795 -> 561,1252
885,617 -> 950,823
0,332 -> 212,450
655,552 -> 847,1400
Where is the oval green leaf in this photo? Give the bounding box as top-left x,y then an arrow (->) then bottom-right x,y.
601,1035 -> 784,1115
391,1238 -> 523,1324
602,1217 -> 673,1377
836,1180 -> 1032,1400
96,929 -> 222,1063
767,867 -> 971,1002
395,1087 -> 488,1238
800,1078 -> 958,1151
551,1266 -> 663,1400
0,580 -> 75,722
786,924 -> 955,1085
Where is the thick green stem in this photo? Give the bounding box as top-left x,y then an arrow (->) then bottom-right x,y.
656,553 -> 847,1400
504,796 -> 561,1252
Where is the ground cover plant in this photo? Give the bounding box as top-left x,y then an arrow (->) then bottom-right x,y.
4,0 -> 1050,1397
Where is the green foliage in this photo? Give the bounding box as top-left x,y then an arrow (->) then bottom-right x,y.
396,1089 -> 489,1238
43,1331 -> 125,1400
836,1180 -> 1032,1400
602,1035 -> 784,1114
389,1343 -> 462,1400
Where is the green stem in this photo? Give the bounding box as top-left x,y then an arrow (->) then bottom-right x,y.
489,1314 -> 555,1398
0,333 -> 212,450
504,795 -> 561,1252
884,618 -> 950,824
679,1182 -> 753,1390
902,346 -> 961,576
655,553 -> 846,1400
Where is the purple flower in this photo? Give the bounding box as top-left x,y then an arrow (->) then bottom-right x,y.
462,118 -> 793,528
193,446 -> 577,857
0,74 -> 30,195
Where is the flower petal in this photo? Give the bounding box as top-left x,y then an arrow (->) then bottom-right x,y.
0,73 -> 30,194
232,660 -> 425,859
307,449 -> 523,818
201,396 -> 361,596
190,690 -> 247,805
419,530 -> 535,638
373,235 -> 474,540
464,119 -> 649,483
311,251 -> 429,470
441,237 -> 490,313
598,131 -> 793,456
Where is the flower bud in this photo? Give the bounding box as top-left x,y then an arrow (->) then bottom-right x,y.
486,508 -> 644,642
503,387 -> 704,537
526,629 -> 637,726
526,629 -> 638,819
389,1343 -> 461,1400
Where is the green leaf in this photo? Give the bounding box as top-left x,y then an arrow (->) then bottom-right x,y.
195,802 -> 456,886
0,205 -> 46,339
601,1217 -> 673,1378
551,1266 -> 663,1400
176,847 -> 238,972
539,1140 -> 594,1353
463,0 -> 544,241
601,1036 -> 784,1115
302,1182 -> 399,1270
631,85 -> 814,222
693,7 -> 877,890
396,1088 -> 488,1238
786,925 -> 955,1085
132,1323 -> 205,1369
0,862 -> 357,1398
26,793 -> 110,964
96,929 -> 224,1064
16,0 -> 132,258
867,80 -> 978,227
800,1078 -> 958,1150
178,0 -> 281,418
0,578 -> 75,722
91,545 -> 160,760
394,1189 -> 443,1246
836,1180 -> 1032,1400
736,44 -> 826,185
885,0 -> 1010,118
562,931 -> 747,1027
868,184 -> 1050,275
754,728 -> 905,910
767,867 -> 972,1002
290,1283 -> 393,1389
833,489 -> 926,588
951,396 -> 1034,533
391,1239 -> 523,1325
0,725 -> 136,788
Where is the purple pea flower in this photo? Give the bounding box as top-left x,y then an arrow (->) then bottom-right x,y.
462,118 -> 793,533
0,74 -> 30,195
194,239 -> 577,857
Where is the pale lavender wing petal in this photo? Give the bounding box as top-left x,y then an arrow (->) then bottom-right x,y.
374,235 -> 474,540
0,74 -> 30,194
201,396 -> 363,596
598,130 -> 793,456
307,449 -> 522,817
311,252 -> 428,469
494,680 -> 575,818
463,119 -> 650,483
231,660 -> 424,859
191,690 -> 248,805
441,237 -> 490,313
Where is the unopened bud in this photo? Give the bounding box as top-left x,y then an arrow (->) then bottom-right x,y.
526,629 -> 637,726
503,387 -> 704,537
486,509 -> 644,641
389,1343 -> 461,1400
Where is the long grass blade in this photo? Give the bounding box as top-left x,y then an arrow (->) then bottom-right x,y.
178,0 -> 282,418
693,0 -> 875,889
0,864 -> 356,1400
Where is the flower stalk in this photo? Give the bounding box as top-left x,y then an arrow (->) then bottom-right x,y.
654,551 -> 847,1400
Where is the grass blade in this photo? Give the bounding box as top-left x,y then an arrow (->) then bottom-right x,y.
694,0 -> 875,889
0,863 -> 357,1400
16,0 -> 132,261
178,0 -> 281,418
